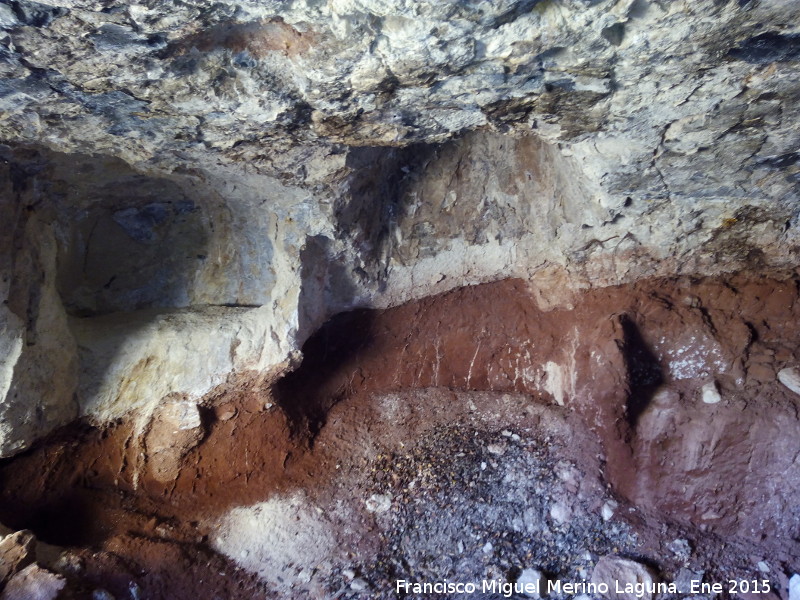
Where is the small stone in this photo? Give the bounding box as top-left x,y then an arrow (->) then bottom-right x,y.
517,568 -> 547,599
365,493 -> 391,513
701,381 -> 721,404
789,574 -> 800,600
550,502 -> 571,524
778,368 -> 800,396
129,582 -> 142,600
297,569 -> 312,583
93,590 -> 116,600
757,561 -> 769,573
675,568 -> 704,593
482,542 -> 493,554
668,538 -> 692,561
487,443 -> 507,455
0,564 -> 65,600
591,556 -> 658,600
341,569 -> 356,580
52,551 -> 83,576
601,500 -> 618,521
350,578 -> 368,591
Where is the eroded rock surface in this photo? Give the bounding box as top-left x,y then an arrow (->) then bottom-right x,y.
0,0 -> 799,597
0,276 -> 797,598
591,556 -> 658,600
0,530 -> 36,587
0,565 -> 65,600
1,0 -> 800,454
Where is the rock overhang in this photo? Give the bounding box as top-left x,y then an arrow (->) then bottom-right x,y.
0,0 -> 799,453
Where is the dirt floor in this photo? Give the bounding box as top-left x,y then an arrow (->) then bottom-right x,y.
0,275 -> 798,599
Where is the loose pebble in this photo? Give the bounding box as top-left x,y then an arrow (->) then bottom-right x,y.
365,494 -> 392,513
778,368 -> 800,396
517,568 -> 547,599
550,502 -> 571,524
789,574 -> 800,600
591,556 -> 658,600
350,578 -> 368,591
601,500 -> 618,522
487,443 -> 507,456
701,381 -> 721,404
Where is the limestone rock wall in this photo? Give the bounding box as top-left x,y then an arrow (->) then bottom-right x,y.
1,0 -> 800,454
0,148 -> 304,453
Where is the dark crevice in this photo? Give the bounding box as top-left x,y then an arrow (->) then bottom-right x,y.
274,309 -> 376,440
728,32 -> 800,63
619,316 -> 664,428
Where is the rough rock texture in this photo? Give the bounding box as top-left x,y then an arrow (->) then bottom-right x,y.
0,564 -> 65,600
1,0 -> 800,452
1,1 -> 800,597
790,574 -> 800,600
143,396 -> 205,483
0,276 -> 797,598
591,556 -> 658,600
0,530 -> 36,586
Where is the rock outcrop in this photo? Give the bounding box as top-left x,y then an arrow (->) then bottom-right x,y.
0,276 -> 798,598
1,3 -> 800,596
1,0 -> 799,455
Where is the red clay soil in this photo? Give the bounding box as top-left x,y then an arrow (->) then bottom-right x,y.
0,274 -> 798,597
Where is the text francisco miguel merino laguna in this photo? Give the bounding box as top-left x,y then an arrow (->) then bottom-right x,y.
395,577 -> 682,598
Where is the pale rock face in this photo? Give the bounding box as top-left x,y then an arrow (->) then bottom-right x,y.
0,152 -> 306,452
0,309 -> 24,422
69,304 -> 298,422
0,530 -> 36,586
601,499 -> 618,522
789,574 -> 800,600
0,209 -> 79,456
0,564 -> 65,600
0,0 -> 799,453
144,397 -> 204,483
777,367 -> 800,396
211,494 -> 337,591
591,556 -> 658,600
517,568 -> 547,599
